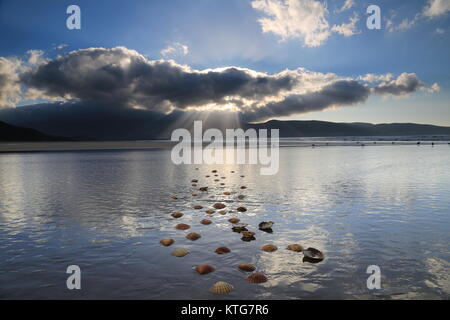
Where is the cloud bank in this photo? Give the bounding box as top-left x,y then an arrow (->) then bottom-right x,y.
0,46 -> 439,126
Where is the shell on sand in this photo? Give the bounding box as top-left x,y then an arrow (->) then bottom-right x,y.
246,272 -> 268,283
230,171 -> 235,173
195,264 -> 215,275
213,203 -> 226,209
261,244 -> 278,252
287,244 -> 303,252
220,183 -> 225,186
171,212 -> 183,218
238,264 -> 256,272
199,187 -> 208,192
214,179 -> 220,182
228,218 -> 240,224
209,281 -> 233,294
170,195 -> 178,199
171,248 -> 189,257
303,247 -> 324,261
212,170 -> 217,173
240,175 -> 245,177
186,232 -> 201,241
200,219 -> 212,225
175,223 -> 190,230
215,247 -> 231,254
205,175 -> 210,178
191,179 -> 198,183
237,195 -> 245,199
240,186 -> 247,189
205,209 -> 215,214
192,184 -> 197,187
160,238 -> 175,246
223,192 -> 231,195
192,193 -> 198,196
221,177 -> 226,179
241,231 -> 255,238
193,205 -> 203,210
236,206 -> 247,212
219,210 -> 227,215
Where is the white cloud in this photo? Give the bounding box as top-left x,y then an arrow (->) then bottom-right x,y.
331,14 -> 359,37
423,0 -> 450,18
160,42 -> 189,58
435,27 -> 445,34
336,0 -> 354,13
54,44 -> 68,50
251,0 -> 331,47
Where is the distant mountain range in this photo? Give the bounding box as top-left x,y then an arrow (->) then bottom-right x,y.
245,120 -> 450,137
1,119 -> 450,142
0,121 -> 69,142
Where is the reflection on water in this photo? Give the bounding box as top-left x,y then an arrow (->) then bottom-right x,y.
0,145 -> 449,299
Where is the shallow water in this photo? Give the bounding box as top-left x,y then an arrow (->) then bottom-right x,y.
0,145 -> 449,299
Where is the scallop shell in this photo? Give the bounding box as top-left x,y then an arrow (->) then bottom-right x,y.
246,272 -> 268,283
191,179 -> 198,183
205,175 -> 210,178
220,183 -> 225,186
195,264 -> 215,275
160,238 -> 175,246
171,212 -> 183,218
236,206 -> 247,212
213,202 -> 226,209
215,247 -> 231,254
223,192 -> 231,195
230,171 -> 235,173
241,231 -> 255,238
199,187 -> 208,192
228,218 -> 240,224
186,232 -> 201,241
212,170 -> 218,173
214,179 -> 220,182
238,264 -> 256,272
231,223 -> 248,232
237,195 -> 245,200
175,223 -> 190,230
287,244 -> 303,252
193,205 -> 203,210
209,281 -> 233,294
171,248 -> 189,257
261,244 -> 278,252
205,209 -> 215,214
192,184 -> 197,187
240,175 -> 245,177
240,186 -> 247,189
170,195 -> 178,199
200,219 -> 212,225
303,247 -> 324,261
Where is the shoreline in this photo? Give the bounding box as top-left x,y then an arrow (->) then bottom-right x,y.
0,140 -> 449,153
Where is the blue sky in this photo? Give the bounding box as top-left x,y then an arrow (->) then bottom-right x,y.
1,0 -> 449,125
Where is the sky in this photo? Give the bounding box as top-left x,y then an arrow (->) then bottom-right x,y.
0,0 -> 449,133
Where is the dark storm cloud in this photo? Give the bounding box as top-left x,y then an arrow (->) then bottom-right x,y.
240,80 -> 370,122
20,47 -> 297,111
373,73 -> 424,96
